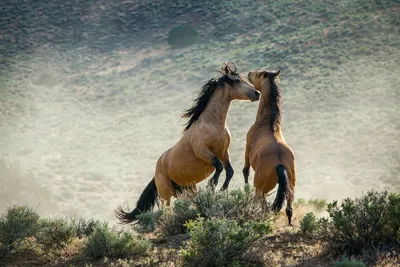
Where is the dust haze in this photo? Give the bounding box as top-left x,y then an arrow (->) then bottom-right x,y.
1,48 -> 398,223
1,2 -> 399,223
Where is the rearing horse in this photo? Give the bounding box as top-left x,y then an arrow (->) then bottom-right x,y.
115,62 -> 260,224
243,69 -> 296,226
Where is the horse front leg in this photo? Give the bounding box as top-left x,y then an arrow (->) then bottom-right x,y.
193,148 -> 224,190
242,141 -> 251,184
221,150 -> 234,191
207,156 -> 224,190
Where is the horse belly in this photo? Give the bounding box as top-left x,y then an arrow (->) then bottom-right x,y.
167,153 -> 215,186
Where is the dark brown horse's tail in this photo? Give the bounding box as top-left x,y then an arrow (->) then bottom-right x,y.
272,164 -> 288,212
115,178 -> 159,224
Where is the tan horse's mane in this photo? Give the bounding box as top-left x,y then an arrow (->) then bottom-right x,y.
181,62 -> 241,133
258,71 -> 281,132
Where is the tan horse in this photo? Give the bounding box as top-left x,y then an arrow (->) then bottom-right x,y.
115,62 -> 260,224
243,69 -> 296,226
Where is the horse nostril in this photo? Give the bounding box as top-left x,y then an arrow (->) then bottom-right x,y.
255,91 -> 260,97
248,72 -> 251,78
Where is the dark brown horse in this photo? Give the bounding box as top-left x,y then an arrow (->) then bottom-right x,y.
115,62 -> 260,224
243,69 -> 296,226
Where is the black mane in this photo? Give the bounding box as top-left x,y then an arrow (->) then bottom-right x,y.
257,71 -> 281,131
181,63 -> 241,133
268,72 -> 281,132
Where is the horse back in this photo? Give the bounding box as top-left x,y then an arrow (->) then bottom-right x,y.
277,141 -> 295,161
248,126 -> 294,169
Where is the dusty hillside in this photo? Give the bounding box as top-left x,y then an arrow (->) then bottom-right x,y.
0,0 -> 399,223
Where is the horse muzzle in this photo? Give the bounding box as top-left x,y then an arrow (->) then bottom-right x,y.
251,90 -> 260,102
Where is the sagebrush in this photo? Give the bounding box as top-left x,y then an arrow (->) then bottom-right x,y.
321,191 -> 400,256
37,218 -> 76,248
133,186 -> 274,237
182,217 -> 271,267
333,256 -> 366,267
0,205 -> 40,252
84,222 -> 151,260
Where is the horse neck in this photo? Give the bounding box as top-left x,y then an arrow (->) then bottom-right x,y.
200,89 -> 231,129
255,83 -> 281,131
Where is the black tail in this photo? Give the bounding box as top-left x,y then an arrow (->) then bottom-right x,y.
115,178 -> 159,224
272,164 -> 288,212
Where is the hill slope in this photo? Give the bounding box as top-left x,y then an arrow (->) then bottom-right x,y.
0,0 -> 399,222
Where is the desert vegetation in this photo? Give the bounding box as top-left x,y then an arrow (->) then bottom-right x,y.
0,188 -> 399,266
1,0 -> 399,266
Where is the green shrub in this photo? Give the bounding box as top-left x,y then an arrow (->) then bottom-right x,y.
134,187 -> 273,237
385,193 -> 400,240
326,190 -> 400,255
134,210 -> 163,234
300,212 -> 318,234
245,220 -> 273,236
84,222 -> 151,260
37,218 -> 76,248
159,199 -> 199,236
193,186 -> 273,224
167,25 -> 199,48
182,217 -> 271,267
333,256 -> 366,267
0,205 -> 40,251
300,212 -> 330,236
3,236 -> 44,261
316,216 -> 330,237
72,217 -> 103,238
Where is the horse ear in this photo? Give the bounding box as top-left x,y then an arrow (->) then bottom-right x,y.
222,61 -> 237,75
275,69 -> 280,76
222,64 -> 229,75
229,62 -> 237,73
224,65 -> 230,74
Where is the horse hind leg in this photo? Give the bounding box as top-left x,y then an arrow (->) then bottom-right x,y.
285,189 -> 294,226
285,171 -> 296,227
285,203 -> 293,226
254,171 -> 276,211
155,174 -> 174,208
221,161 -> 234,191
171,180 -> 197,200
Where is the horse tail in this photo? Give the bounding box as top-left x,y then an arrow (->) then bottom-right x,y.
115,177 -> 159,224
272,164 -> 288,212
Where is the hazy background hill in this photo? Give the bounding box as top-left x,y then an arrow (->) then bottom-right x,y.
0,0 -> 399,222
